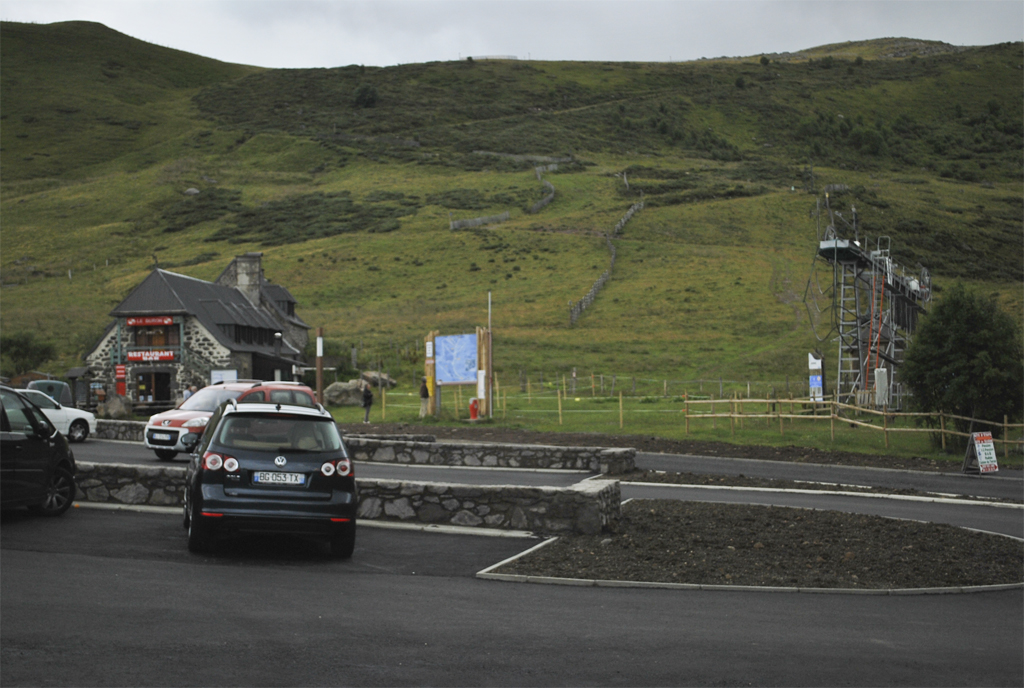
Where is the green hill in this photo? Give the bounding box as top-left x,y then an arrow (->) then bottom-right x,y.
1,21 -> 1021,391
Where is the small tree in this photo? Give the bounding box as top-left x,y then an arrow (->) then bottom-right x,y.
0,332 -> 56,378
353,84 -> 378,109
900,283 -> 1023,445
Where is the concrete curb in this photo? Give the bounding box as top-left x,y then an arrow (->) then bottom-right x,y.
619,480 -> 1024,508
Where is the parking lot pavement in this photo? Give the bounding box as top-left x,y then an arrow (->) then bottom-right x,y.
0,505 -> 536,576
3,505 -> 1022,687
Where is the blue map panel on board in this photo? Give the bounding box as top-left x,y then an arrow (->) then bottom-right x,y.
435,334 -> 478,385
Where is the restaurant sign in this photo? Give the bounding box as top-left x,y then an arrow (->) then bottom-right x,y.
126,350 -> 176,362
126,316 -> 174,326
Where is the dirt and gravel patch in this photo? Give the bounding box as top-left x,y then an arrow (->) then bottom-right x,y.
495,500 -> 1024,589
343,423 -> 1023,589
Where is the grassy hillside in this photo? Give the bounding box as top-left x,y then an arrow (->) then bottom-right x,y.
1,22 -> 1021,393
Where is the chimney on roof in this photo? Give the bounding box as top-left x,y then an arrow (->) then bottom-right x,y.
234,252 -> 264,308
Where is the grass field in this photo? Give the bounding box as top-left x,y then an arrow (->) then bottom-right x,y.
2,23 -> 1021,459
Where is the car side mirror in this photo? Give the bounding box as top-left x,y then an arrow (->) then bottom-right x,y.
181,432 -> 201,452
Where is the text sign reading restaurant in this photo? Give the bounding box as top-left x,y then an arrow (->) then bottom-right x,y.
126,350 -> 176,362
126,316 -> 174,326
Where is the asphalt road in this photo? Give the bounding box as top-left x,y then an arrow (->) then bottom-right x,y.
2,507 -> 1022,687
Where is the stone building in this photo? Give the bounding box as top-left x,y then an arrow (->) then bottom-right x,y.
83,253 -> 309,406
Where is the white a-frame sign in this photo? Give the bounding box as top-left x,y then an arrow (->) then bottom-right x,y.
962,431 -> 999,474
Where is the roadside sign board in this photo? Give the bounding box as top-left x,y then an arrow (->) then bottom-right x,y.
808,353 -> 824,402
963,431 -> 999,474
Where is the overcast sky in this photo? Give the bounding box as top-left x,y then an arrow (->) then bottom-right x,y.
2,0 -> 1021,68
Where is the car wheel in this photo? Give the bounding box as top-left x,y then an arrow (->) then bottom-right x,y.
330,521 -> 356,559
68,419 -> 89,443
28,466 -> 76,517
186,501 -> 214,554
155,449 -> 178,461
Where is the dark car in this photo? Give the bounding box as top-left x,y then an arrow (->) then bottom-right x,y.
182,399 -> 357,557
0,385 -> 77,516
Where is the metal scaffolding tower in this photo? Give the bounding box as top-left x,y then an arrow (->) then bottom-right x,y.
804,195 -> 931,409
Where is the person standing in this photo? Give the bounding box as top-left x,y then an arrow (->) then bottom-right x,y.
361,382 -> 374,424
419,378 -> 430,418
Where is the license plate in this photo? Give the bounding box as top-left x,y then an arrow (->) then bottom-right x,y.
253,471 -> 306,486
152,432 -> 172,441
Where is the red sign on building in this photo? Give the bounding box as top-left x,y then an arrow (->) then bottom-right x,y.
126,350 -> 176,362
126,316 -> 174,326
115,364 -> 127,380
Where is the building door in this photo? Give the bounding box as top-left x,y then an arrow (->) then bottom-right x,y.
136,371 -> 172,403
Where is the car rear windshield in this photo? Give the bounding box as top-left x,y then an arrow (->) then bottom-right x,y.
179,388 -> 243,412
213,414 -> 344,453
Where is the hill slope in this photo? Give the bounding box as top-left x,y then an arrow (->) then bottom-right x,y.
1,22 -> 1021,389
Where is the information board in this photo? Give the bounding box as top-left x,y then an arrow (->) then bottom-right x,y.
434,334 -> 478,385
808,353 -> 824,402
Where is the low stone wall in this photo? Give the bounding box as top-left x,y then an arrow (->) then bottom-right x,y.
95,419 -> 146,442
345,439 -> 635,475
73,462 -> 620,535
358,479 -> 619,535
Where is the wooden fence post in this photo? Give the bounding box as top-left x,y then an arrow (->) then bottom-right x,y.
940,411 -> 946,450
1004,415 -> 1009,460
883,405 -> 889,449
619,391 -> 624,429
684,393 -> 690,435
730,393 -> 735,437
778,400 -> 784,437
830,393 -> 835,441
557,389 -> 563,425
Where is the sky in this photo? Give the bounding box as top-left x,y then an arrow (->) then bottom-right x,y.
1,0 -> 1021,68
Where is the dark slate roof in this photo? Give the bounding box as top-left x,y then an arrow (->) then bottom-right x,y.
109,269 -> 301,356
262,282 -> 309,328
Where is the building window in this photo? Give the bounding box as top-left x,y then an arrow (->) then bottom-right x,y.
134,326 -> 180,347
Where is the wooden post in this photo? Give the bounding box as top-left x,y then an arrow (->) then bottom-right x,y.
664,380 -> 667,397
684,393 -> 689,435
619,391 -> 624,429
940,412 -> 946,450
739,397 -> 744,430
528,379 -> 531,404
830,393 -> 835,442
883,405 -> 889,449
1004,415 -> 1009,460
382,388 -> 386,421
730,393 -> 735,437
557,389 -> 563,425
778,400 -> 784,436
503,390 -> 507,420
315,327 -> 324,405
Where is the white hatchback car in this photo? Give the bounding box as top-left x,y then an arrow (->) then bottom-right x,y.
19,389 -> 97,443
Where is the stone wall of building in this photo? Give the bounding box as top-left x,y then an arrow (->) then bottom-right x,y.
73,462 -> 621,535
345,438 -> 635,475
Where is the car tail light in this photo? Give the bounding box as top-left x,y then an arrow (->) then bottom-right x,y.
223,457 -> 239,473
203,453 -> 223,470
318,459 -> 352,477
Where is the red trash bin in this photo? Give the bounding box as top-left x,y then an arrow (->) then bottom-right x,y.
469,398 -> 479,420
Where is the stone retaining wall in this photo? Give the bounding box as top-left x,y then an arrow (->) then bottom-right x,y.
345,438 -> 634,475
73,462 -> 620,535
95,419 -> 146,442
